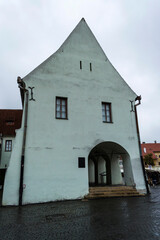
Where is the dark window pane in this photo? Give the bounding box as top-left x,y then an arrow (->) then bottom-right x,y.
56,112 -> 60,118
62,112 -> 66,118
5,140 -> 12,152
56,99 -> 60,104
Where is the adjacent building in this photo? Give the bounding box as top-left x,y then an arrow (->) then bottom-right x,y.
141,142 -> 160,167
0,110 -> 22,186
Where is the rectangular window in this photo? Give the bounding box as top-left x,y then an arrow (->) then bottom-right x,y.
6,120 -> 15,126
5,140 -> 12,152
56,97 -> 68,119
102,102 -> 112,123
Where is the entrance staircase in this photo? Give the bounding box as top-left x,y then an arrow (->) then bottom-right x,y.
85,186 -> 145,199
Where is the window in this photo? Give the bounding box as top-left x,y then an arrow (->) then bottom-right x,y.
6,120 -> 14,126
56,97 -> 68,119
102,102 -> 112,123
5,140 -> 12,152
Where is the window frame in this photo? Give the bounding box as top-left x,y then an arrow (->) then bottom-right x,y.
5,140 -> 12,152
55,96 -> 68,120
102,102 -> 112,123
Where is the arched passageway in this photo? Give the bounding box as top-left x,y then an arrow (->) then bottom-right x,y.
88,142 -> 134,187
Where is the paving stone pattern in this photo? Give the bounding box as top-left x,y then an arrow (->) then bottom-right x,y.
0,186 -> 160,240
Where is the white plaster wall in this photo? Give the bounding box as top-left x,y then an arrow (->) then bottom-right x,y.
2,130 -> 23,205
3,19 -> 146,205
98,157 -> 106,184
123,154 -> 134,186
111,155 -> 123,185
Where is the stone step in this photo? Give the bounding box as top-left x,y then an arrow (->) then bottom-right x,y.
89,190 -> 137,193
89,188 -> 137,192
85,186 -> 145,199
89,190 -> 139,195
89,191 -> 138,195
86,193 -> 144,199
89,186 -> 135,191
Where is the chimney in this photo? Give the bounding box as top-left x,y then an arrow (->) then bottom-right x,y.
142,142 -> 145,144
154,140 -> 157,143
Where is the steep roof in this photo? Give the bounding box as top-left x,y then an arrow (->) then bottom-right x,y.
0,110 -> 22,137
24,18 -> 108,79
22,18 -> 137,97
57,18 -> 108,60
141,143 -> 160,159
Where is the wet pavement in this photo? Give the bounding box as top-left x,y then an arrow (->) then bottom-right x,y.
0,187 -> 160,240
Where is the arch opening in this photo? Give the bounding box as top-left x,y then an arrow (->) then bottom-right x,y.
88,141 -> 134,187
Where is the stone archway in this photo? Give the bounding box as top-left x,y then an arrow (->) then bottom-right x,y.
88,141 -> 134,187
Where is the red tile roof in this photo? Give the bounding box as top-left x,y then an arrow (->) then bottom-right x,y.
141,143 -> 160,159
0,109 -> 22,136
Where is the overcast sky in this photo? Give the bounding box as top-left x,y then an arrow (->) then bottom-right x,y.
0,0 -> 160,143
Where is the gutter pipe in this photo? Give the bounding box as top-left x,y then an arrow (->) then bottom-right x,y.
17,76 -> 29,206
0,135 -> 3,166
134,96 -> 150,194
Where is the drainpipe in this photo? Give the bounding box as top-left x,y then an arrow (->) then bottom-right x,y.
17,77 -> 29,206
0,134 -> 3,166
134,96 -> 150,194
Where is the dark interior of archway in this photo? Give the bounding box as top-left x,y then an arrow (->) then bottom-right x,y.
89,149 -> 111,186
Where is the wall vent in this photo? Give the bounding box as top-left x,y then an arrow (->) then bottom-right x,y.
90,63 -> 92,71
80,61 -> 82,69
78,157 -> 85,168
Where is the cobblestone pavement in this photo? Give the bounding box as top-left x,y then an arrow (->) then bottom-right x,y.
0,186 -> 160,240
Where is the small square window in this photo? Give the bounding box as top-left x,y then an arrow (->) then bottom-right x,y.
56,97 -> 68,119
102,102 -> 112,123
5,140 -> 12,152
6,120 -> 15,126
78,157 -> 85,168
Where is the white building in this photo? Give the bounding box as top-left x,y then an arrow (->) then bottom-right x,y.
2,18 -> 147,206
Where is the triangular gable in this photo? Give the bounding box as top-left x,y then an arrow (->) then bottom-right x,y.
23,18 -> 137,98
23,18 -> 107,78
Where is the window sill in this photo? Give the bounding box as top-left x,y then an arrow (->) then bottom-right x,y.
103,121 -> 113,123
56,117 -> 68,120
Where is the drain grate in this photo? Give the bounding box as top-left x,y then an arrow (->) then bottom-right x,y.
45,214 -> 66,222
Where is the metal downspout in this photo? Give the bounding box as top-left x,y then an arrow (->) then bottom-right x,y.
17,77 -> 29,206
134,96 -> 150,194
0,136 -> 3,166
